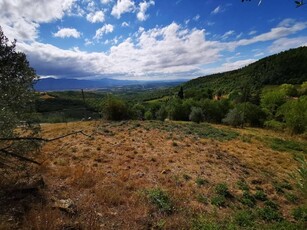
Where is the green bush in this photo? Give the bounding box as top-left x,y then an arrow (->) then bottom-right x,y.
215,183 -> 230,197
234,210 -> 255,227
222,108 -> 244,127
211,195 -> 226,207
254,190 -> 267,201
292,206 -> 307,221
189,107 -> 204,123
144,110 -> 153,120
101,95 -> 128,121
240,191 -> 256,207
146,188 -> 173,214
257,206 -> 283,222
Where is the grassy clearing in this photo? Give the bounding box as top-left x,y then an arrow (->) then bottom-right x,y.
1,120 -> 306,229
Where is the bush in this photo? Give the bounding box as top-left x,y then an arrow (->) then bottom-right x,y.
144,110 -> 153,120
292,206 -> 307,221
222,108 -> 244,127
189,107 -> 204,123
101,95 -> 128,121
264,120 -> 286,131
234,210 -> 255,227
215,183 -> 230,197
146,188 -> 173,214
211,195 -> 226,207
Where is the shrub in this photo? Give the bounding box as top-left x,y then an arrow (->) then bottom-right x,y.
292,206 -> 307,221
146,188 -> 173,214
101,95 -> 128,120
195,177 -> 208,187
222,108 -> 244,127
234,210 -> 255,227
211,195 -> 226,207
240,191 -> 256,207
257,206 -> 283,222
144,110 -> 153,120
237,180 -> 249,191
254,190 -> 267,201
189,107 -> 204,123
215,183 -> 230,197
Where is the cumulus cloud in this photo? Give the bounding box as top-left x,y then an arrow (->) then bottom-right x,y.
137,0 -> 155,21
94,24 -> 114,39
86,11 -> 105,23
111,0 -> 135,19
0,0 -> 75,41
11,18 -> 307,80
53,28 -> 81,38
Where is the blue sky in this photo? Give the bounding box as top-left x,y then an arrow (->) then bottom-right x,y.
1,0 -> 307,80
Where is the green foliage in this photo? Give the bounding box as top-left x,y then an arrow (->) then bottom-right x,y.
292,206 -> 307,221
0,27 -> 40,165
291,155 -> 307,197
146,188 -> 173,214
222,108 -> 244,127
279,84 -> 298,97
240,191 -> 256,207
196,194 -> 208,204
260,90 -> 286,119
284,193 -> 298,203
101,95 -> 128,121
237,180 -> 249,191
268,138 -> 306,154
155,104 -> 168,121
257,206 -> 283,222
215,183 -> 230,197
254,190 -> 267,201
264,120 -> 286,131
144,110 -> 153,120
300,81 -> 307,95
234,210 -> 255,227
195,177 -> 208,187
189,107 -> 204,123
277,96 -> 307,134
131,103 -> 145,120
210,195 -> 227,207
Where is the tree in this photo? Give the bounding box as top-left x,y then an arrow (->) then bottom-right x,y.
0,27 -> 41,168
189,107 -> 204,123
178,86 -> 184,99
101,95 -> 128,120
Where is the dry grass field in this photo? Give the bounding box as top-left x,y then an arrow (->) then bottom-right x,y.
1,120 -> 306,229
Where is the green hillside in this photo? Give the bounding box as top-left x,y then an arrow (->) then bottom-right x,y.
183,46 -> 307,93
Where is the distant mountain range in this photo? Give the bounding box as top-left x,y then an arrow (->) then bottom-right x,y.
34,77 -> 187,91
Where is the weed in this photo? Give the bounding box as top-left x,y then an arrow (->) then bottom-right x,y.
215,183 -> 230,197
234,210 -> 255,227
197,194 -> 208,204
183,174 -> 192,181
237,180 -> 249,191
268,138 -> 306,154
254,190 -> 267,201
257,206 -> 283,222
264,200 -> 279,210
195,177 -> 208,187
146,188 -> 174,214
292,206 -> 307,221
211,195 -> 226,207
240,191 -> 256,207
285,193 -> 298,203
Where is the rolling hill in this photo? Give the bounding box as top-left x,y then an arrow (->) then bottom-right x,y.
183,46 -> 307,93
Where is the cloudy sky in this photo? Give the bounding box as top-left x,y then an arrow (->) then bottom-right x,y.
1,0 -> 307,80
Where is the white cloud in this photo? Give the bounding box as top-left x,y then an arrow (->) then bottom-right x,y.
193,14 -> 200,21
86,11 -> 105,23
204,59 -> 257,75
101,0 -> 112,4
111,0 -> 135,19
211,6 -> 221,15
94,24 -> 114,39
0,0 -> 75,41
248,30 -> 257,35
121,21 -> 130,27
221,30 -> 235,40
137,0 -> 155,21
53,28 -> 81,38
268,37 -> 307,53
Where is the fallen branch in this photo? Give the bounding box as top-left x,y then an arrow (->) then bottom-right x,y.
0,149 -> 41,165
0,130 -> 91,142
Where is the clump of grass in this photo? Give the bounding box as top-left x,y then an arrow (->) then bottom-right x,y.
292,206 -> 307,221
146,188 -> 174,214
234,210 -> 255,227
268,138 -> 306,154
257,206 -> 283,222
264,200 -> 279,210
237,180 -> 249,191
240,191 -> 256,208
215,183 -> 230,197
254,190 -> 267,201
196,194 -> 208,204
285,193 -> 298,203
183,174 -> 192,181
211,195 -> 226,207
195,177 -> 208,187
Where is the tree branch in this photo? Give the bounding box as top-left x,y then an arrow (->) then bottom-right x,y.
0,130 -> 92,142
0,149 -> 40,165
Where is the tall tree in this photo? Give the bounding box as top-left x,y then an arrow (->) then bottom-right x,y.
0,27 -> 40,168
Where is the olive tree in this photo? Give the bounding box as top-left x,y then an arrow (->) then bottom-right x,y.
0,27 -> 40,168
